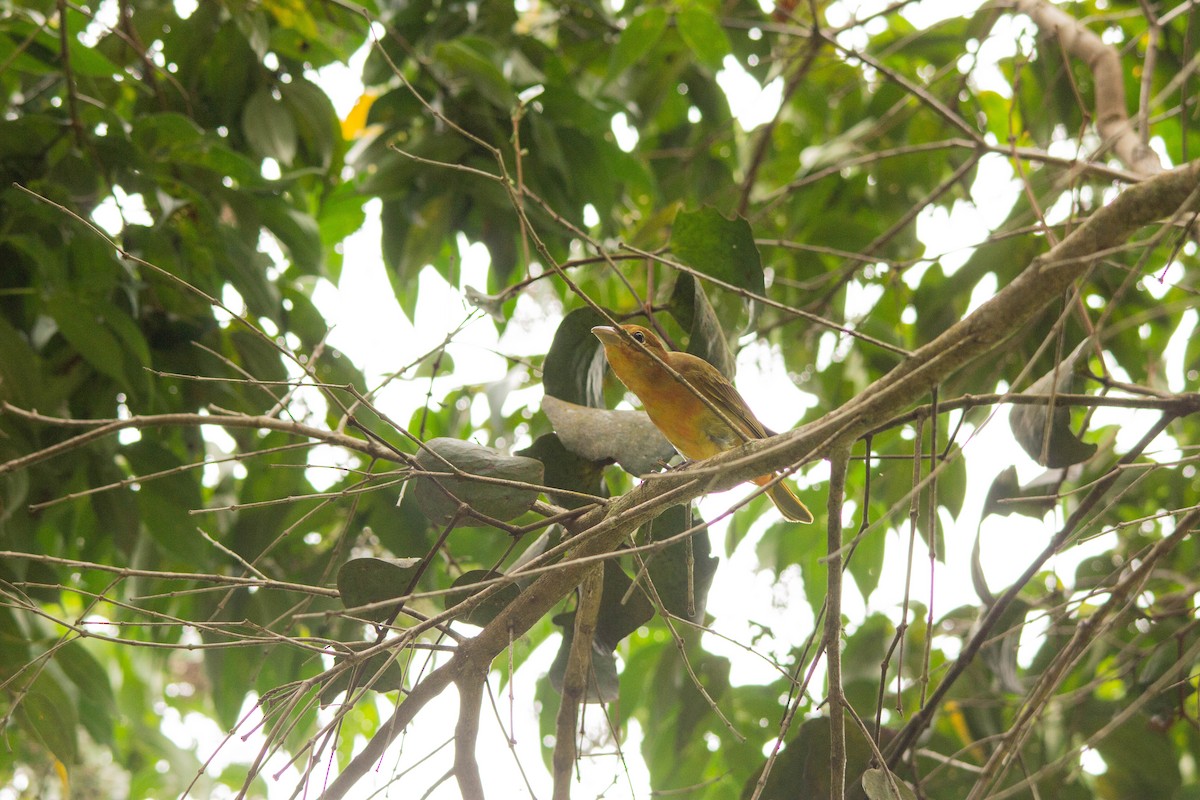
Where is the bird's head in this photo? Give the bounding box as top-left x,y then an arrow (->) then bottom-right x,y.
591,324 -> 668,357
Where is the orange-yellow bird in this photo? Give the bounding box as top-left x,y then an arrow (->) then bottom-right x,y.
592,323 -> 813,523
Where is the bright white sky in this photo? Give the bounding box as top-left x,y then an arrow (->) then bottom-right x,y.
80,0 -> 1193,797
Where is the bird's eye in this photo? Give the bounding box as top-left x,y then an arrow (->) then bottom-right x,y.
632,331 -> 645,343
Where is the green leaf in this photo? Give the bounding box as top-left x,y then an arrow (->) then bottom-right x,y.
516,433 -> 607,510
593,561 -> 655,650
1094,718 -> 1182,798
982,465 -> 1060,519
243,87 -> 298,166
44,293 -> 127,386
641,504 -> 718,623
259,200 -> 323,275
543,307 -> 612,407
608,8 -> 668,80
336,557 -> 421,622
432,37 -> 516,110
549,615 -> 621,703
131,112 -> 205,157
65,8 -> 121,78
446,570 -> 520,626
670,207 -> 765,298
846,516 -> 885,603
675,3 -> 731,70
17,675 -> 78,766
412,438 -> 544,526
668,273 -> 736,379
280,78 -> 339,168
56,640 -> 117,747
862,768 -> 918,800
745,717 -> 882,798
318,651 -> 408,707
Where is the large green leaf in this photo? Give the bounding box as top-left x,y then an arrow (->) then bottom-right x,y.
542,307 -> 612,408
412,438 -> 544,526
670,207 -> 766,298
243,87 -> 298,165
337,557 -> 421,622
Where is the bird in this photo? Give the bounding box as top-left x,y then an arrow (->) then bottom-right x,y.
591,323 -> 813,523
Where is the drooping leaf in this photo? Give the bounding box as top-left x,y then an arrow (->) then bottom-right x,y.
862,768 -> 918,800
336,557 -> 421,621
432,37 -> 516,110
608,8 -> 669,80
412,438 -> 544,526
540,395 -> 676,476
593,560 -> 655,651
516,433 -> 607,509
548,614 -> 621,704
982,465 -> 1061,519
56,641 -> 117,748
17,673 -> 78,767
1009,341 -> 1097,467
640,504 -> 718,623
668,273 -> 736,380
744,717 -> 888,799
543,307 -> 612,407
318,651 -> 408,707
675,3 -> 731,70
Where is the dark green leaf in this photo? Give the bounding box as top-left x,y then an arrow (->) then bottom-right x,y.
243,87 -> 298,165
608,8 -> 668,80
44,293 -> 127,386
1009,341 -> 1097,468
543,307 -> 612,407
17,675 -> 78,766
675,4 -> 731,70
336,557 -> 421,621
593,560 -> 655,650
669,272 -> 736,379
982,465 -> 1060,519
318,651 -> 409,707
641,504 -> 718,623
432,38 -> 516,110
549,616 -> 621,704
445,570 -> 520,626
56,641 -> 117,747
412,438 -> 544,526
516,433 -> 607,509
670,207 -> 765,298
862,768 -> 918,800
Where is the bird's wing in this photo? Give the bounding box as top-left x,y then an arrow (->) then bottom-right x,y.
685,360 -> 772,440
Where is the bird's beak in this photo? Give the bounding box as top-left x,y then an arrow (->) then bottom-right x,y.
591,325 -> 619,346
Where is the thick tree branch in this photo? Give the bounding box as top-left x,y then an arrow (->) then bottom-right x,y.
454,675 -> 486,800
551,564 -> 603,800
1016,0 -> 1163,176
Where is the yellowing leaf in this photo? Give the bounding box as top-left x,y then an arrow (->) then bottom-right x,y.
341,91 -> 379,141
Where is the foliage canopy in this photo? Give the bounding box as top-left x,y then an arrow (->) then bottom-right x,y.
1,0 -> 1199,797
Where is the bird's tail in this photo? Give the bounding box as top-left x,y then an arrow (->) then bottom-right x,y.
755,476 -> 814,524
